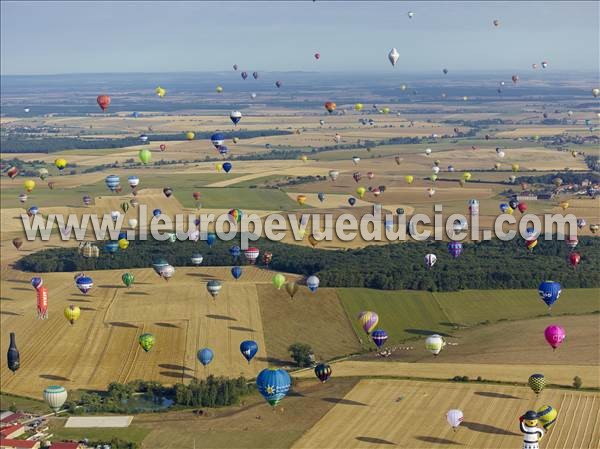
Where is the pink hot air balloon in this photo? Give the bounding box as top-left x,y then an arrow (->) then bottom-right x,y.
544,325 -> 566,351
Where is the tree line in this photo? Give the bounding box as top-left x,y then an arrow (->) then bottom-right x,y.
17,235 -> 600,291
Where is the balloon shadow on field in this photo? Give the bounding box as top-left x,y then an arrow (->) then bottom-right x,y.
108,322 -> 138,328
159,364 -> 191,371
69,298 -> 92,303
125,291 -> 150,296
462,421 -> 519,436
475,391 -> 520,400
415,436 -> 461,445
229,326 -> 255,332
356,436 -> 395,445
0,311 -> 22,316
322,398 -> 367,407
79,307 -> 96,311
0,297 -> 15,301
255,356 -> 288,367
98,284 -> 121,289
404,328 -> 454,337
160,371 -> 195,380
6,279 -> 30,284
206,314 -> 237,321
40,374 -> 70,381
11,287 -> 31,292
439,321 -> 468,329
155,322 -> 179,328
186,273 -> 218,280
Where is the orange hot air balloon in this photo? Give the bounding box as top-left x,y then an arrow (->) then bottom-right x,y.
324,102 -> 337,114
97,95 -> 111,111
297,195 -> 307,205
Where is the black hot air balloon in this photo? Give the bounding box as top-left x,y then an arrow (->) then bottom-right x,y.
7,332 -> 20,374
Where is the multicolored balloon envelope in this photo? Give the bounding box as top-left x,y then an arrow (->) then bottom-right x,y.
314,363 -> 332,383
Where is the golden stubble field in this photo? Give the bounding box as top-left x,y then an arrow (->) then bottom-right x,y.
0,266 -> 299,398
292,379 -> 600,449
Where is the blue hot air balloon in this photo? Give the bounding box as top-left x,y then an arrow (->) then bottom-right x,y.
118,232 -> 127,241
211,133 -> 225,149
218,145 -> 229,156
31,277 -> 43,290
152,209 -> 162,217
223,162 -> 232,173
76,276 -> 93,294
231,266 -> 243,280
538,281 -> 562,308
256,368 -> 291,407
240,340 -> 258,363
448,242 -> 463,258
28,206 -> 39,216
317,192 -> 326,202
348,197 -> 356,206
105,175 -> 120,192
206,232 -> 217,247
229,245 -> 241,258
104,241 -> 119,254
197,348 -> 214,366
371,329 -> 388,348
132,111 -> 140,118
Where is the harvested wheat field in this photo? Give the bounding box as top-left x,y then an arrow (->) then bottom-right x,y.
292,379 -> 600,449
0,266 -> 285,398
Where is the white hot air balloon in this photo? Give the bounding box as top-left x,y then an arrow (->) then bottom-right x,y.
44,385 -> 68,412
447,409 -> 464,430
352,156 -> 361,165
425,334 -> 445,356
329,170 -> 340,182
432,166 -> 440,174
128,218 -> 138,228
407,11 -> 415,19
110,211 -> 121,222
425,148 -> 432,156
388,48 -> 400,67
424,253 -> 437,268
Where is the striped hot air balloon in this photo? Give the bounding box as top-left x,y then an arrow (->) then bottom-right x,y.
244,247 -> 260,264
358,311 -> 379,335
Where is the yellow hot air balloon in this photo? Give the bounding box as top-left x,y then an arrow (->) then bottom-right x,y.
23,179 -> 36,192
54,158 -> 67,171
354,103 -> 363,111
462,172 -> 472,182
301,155 -> 308,162
155,86 -> 166,97
405,175 -> 414,184
381,107 -> 390,114
559,201 -> 569,210
308,234 -> 319,247
64,305 -> 81,325
186,131 -> 195,141
297,195 -> 307,205
216,163 -> 223,172
430,174 -> 438,182
118,238 -> 129,250
233,137 -> 239,144
356,187 -> 366,198
216,86 -> 223,93
512,164 -> 520,172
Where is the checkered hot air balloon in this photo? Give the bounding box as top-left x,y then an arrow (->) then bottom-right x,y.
528,374 -> 545,394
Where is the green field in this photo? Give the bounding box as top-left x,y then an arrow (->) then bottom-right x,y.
48,420 -> 150,445
338,288 -> 600,347
0,392 -> 49,414
183,187 -> 302,210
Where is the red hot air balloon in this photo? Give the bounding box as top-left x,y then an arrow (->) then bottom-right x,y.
518,203 -> 528,213
159,144 -> 166,152
244,247 -> 260,264
37,286 -> 49,319
511,75 -> 519,84
569,252 -> 581,268
97,95 -> 111,111
7,167 -> 19,179
12,238 -> 23,250
193,191 -> 201,201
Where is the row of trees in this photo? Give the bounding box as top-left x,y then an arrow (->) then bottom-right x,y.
17,235 -> 600,291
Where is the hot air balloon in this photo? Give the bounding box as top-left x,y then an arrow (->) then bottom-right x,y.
163,187 -> 173,198
7,166 -> 19,179
54,158 -> 67,171
139,333 -> 155,352
223,162 -> 232,173
216,86 -> 223,93
256,368 -> 291,407
26,206 -> 38,217
158,264 -> 175,281
424,253 -> 437,268
568,252 -> 581,269
447,409 -> 464,430
275,80 -> 282,88
313,363 -> 332,383
203,280 -> 222,299
352,172 -> 362,183
565,237 -> 578,250
231,266 -> 243,280
512,75 -> 519,84
314,52 -> 320,60
425,334 -> 445,356
427,187 -> 436,197
12,237 -> 23,250
356,187 -> 366,199
354,103 -> 364,112
159,143 -> 167,152
252,71 -> 259,79
30,277 -> 43,291
404,175 -> 414,184
559,200 -> 569,211
44,386 -> 67,412
324,102 -> 336,113
543,325 -> 566,352
447,242 -> 463,258
348,197 -> 356,206
592,88 -> 600,98
408,11 -> 415,18
493,19 -> 500,27
525,238 -> 538,252
230,110 -> 242,125
358,311 -> 379,335
97,95 -> 110,111
118,238 -> 129,251
244,247 -> 260,264
317,192 -> 326,203
352,156 -> 360,165
241,71 -> 248,80
591,224 -> 599,234
205,232 -> 217,247
75,275 -> 93,294
528,374 -> 545,394
306,275 -> 319,292
155,86 -> 166,97
110,211 -> 121,223
443,68 -> 448,75
240,340 -> 258,363
285,281 -> 299,299
538,281 -> 561,308
7,332 -> 20,374
198,348 -> 214,366
328,170 -> 339,182
272,273 -> 286,290
371,329 -> 388,348
138,149 -> 151,165
64,304 -> 81,325
388,48 -> 400,67
23,179 -> 36,193
296,195 -> 307,205
105,175 -> 120,192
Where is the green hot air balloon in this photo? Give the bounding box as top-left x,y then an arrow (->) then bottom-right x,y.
272,274 -> 286,289
528,373 -> 545,395
139,333 -> 155,352
122,272 -> 134,288
121,202 -> 130,214
139,149 -> 152,165
285,282 -> 299,299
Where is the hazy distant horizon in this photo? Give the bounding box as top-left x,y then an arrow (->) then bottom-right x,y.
2,1 -> 598,75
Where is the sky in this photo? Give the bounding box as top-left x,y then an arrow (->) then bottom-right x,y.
1,1 -> 598,75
